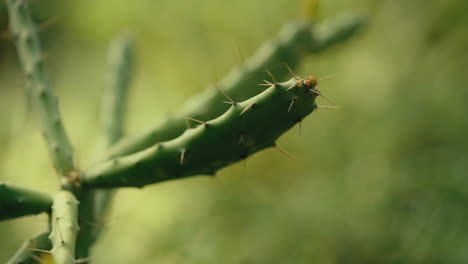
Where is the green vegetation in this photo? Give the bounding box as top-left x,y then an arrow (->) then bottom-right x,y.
1,0 -> 467,263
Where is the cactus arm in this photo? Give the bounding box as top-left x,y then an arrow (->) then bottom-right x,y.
83,77 -> 318,188
95,35 -> 134,152
308,12 -> 366,53
0,182 -> 52,220
76,35 -> 135,260
5,0 -> 77,181
7,231 -> 52,264
49,191 -> 79,264
104,12 -> 364,159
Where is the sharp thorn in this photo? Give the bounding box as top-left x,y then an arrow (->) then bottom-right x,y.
55,217 -> 64,244
275,144 -> 295,159
265,69 -> 280,87
179,149 -> 186,165
311,89 -> 334,104
213,84 -> 236,105
286,84 -> 296,91
288,96 -> 298,112
319,94 -> 334,104
27,248 -> 51,254
232,40 -> 244,64
317,105 -> 341,109
75,257 -> 93,263
185,117 -> 207,126
185,118 -> 191,129
318,74 -> 336,82
282,63 -> 301,80
240,102 -> 256,115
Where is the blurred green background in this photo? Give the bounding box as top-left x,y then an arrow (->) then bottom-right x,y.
1,0 -> 468,263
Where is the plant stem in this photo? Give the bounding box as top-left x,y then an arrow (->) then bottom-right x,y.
7,231 -> 52,264
104,12 -> 364,159
5,0 -> 78,184
0,181 -> 52,220
83,77 -> 318,188
76,35 -> 135,260
49,191 -> 79,264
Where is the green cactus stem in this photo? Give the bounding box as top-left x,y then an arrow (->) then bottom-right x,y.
83,76 -> 321,189
0,182 -> 52,220
49,191 -> 79,264
7,231 -> 52,264
104,13 -> 364,160
76,35 -> 135,259
5,0 -> 78,183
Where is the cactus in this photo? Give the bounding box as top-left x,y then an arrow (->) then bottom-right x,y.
5,0 -> 78,184
7,231 -> 51,264
2,0 -> 365,262
0,182 -> 52,220
49,191 -> 80,264
104,13 -> 365,160
83,76 -> 321,188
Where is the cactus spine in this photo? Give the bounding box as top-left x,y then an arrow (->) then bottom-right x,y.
7,231 -> 51,264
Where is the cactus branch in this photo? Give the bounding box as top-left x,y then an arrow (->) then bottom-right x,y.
7,231 -> 52,264
49,191 -> 79,264
95,35 -> 134,152
83,77 -> 319,188
76,35 -> 135,260
308,12 -> 366,53
104,12 -> 365,159
5,0 -> 77,181
0,181 -> 52,220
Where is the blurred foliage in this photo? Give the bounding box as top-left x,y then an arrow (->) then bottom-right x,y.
1,0 -> 468,263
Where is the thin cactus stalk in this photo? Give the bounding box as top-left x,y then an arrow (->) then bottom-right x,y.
83,76 -> 321,188
75,35 -> 135,259
2,0 -> 365,262
104,13 -> 365,159
0,181 -> 52,220
5,0 -> 78,184
7,231 -> 52,264
49,191 -> 80,264
95,35 -> 134,153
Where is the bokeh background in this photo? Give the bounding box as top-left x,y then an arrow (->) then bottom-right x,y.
1,0 -> 468,263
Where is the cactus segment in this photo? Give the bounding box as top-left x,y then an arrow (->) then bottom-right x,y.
83,77 -> 319,188
7,231 -> 52,264
49,191 -> 79,264
76,35 -> 135,259
104,13 -> 364,159
5,0 -> 77,179
0,182 -> 52,220
308,12 -> 366,53
96,35 -> 134,152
